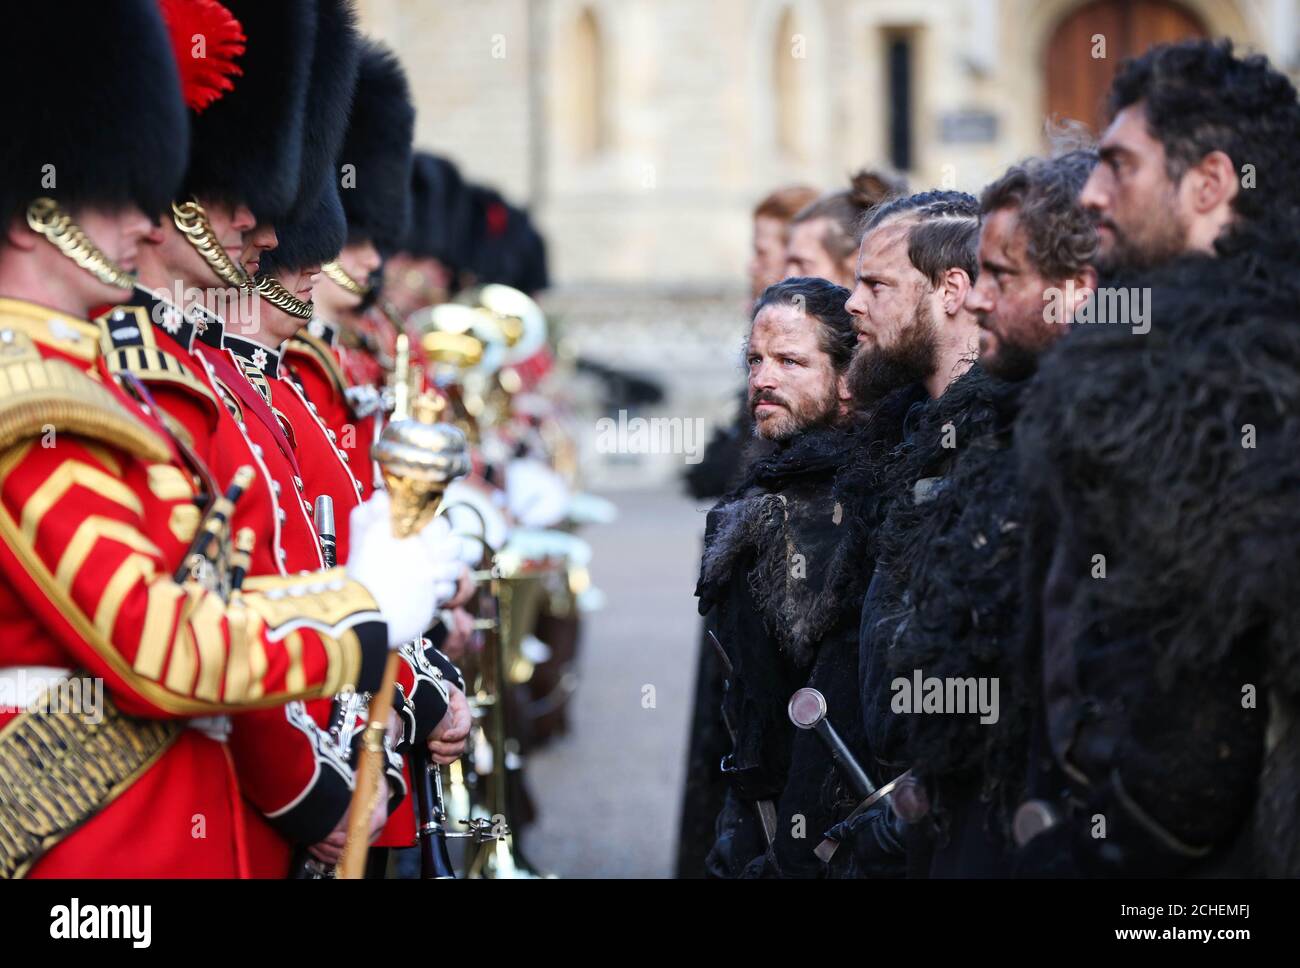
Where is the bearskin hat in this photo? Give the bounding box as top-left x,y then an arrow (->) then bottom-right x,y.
260,0 -> 360,274
183,0 -> 316,223
0,2 -> 188,225
402,153 -> 476,269
337,40 -> 415,250
465,187 -> 550,294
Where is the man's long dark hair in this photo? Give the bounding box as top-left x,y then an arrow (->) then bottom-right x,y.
750,276 -> 856,373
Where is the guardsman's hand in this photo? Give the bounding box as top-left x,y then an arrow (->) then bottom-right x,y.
309,813 -> 349,865
428,684 -> 471,764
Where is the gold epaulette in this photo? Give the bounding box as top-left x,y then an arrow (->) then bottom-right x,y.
94,306 -> 220,412
0,328 -> 170,462
285,332 -> 349,401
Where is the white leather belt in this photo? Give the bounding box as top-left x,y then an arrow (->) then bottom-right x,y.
0,665 -> 231,741
0,665 -> 73,711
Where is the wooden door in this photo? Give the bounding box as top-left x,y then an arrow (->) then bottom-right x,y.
1045,0 -> 1208,136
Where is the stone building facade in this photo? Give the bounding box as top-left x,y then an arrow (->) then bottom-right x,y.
357,0 -> 1298,484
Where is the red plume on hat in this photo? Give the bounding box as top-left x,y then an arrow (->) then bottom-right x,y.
157,0 -> 246,113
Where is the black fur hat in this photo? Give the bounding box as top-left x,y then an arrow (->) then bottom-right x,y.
260,0 -> 360,274
292,0 -> 360,216
402,153 -> 474,266
337,41 -> 415,250
260,189 -> 347,276
183,0 -> 316,222
0,2 -> 188,225
465,187 -> 550,293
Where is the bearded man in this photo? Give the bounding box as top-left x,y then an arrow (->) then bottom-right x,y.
695,277 -> 860,878
825,154 -> 1099,878
1015,40 -> 1300,876
813,190 -> 991,876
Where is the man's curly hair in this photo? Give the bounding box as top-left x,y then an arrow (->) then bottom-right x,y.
1108,39 -> 1300,229
979,150 -> 1099,279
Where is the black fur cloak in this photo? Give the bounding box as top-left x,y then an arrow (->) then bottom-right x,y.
1015,238 -> 1300,876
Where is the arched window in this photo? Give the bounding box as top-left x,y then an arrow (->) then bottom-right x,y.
561,6 -> 606,160
773,6 -> 805,161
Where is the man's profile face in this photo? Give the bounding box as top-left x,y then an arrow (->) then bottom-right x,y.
322,239 -> 381,310
785,217 -> 846,286
745,302 -> 841,441
59,205 -> 153,309
1079,104 -> 1188,270
844,221 -> 932,350
384,251 -> 450,316
240,221 -> 278,278
748,215 -> 788,299
966,207 -> 1068,381
150,197 -> 255,289
844,220 -> 941,405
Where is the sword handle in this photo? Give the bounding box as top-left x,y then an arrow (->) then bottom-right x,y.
788,687 -> 877,800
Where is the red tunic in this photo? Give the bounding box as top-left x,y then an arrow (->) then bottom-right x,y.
0,297 -> 388,878
91,297 -> 364,876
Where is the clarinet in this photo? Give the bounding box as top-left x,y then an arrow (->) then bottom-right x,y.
314,496 -> 336,568
411,720 -> 458,878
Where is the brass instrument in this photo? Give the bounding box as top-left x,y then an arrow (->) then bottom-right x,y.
407,302 -> 500,445
462,544 -> 555,879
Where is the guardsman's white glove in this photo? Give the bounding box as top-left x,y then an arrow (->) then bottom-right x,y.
346,492 -> 463,647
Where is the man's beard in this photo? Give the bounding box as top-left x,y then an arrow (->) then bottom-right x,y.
981,329 -> 1042,382
749,381 -> 840,442
847,297 -> 939,408
1095,193 -> 1189,274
